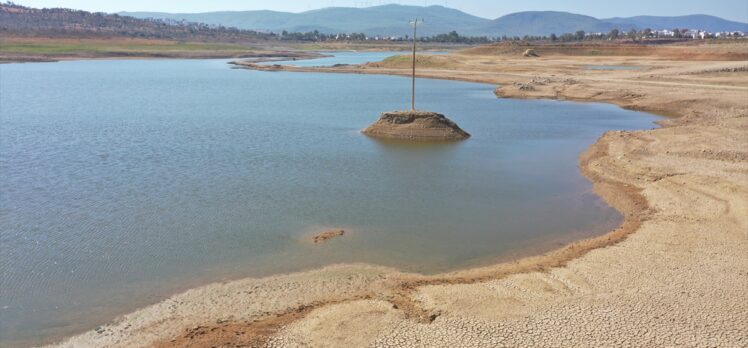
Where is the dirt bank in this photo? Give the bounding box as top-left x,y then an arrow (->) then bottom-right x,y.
50,42 -> 748,347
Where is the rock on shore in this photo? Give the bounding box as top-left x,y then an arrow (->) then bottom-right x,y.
361,111 -> 470,141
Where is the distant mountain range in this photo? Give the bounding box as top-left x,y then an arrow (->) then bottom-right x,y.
122,5 -> 486,37
121,5 -> 748,37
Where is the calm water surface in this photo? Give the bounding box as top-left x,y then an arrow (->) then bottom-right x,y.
0,55 -> 658,345
258,51 -> 446,67
259,51 -> 404,67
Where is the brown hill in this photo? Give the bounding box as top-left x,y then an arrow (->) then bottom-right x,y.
0,3 -> 272,42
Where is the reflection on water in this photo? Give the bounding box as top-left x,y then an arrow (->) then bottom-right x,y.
0,56 -> 658,346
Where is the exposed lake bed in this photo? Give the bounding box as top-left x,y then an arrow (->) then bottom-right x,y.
0,52 -> 686,346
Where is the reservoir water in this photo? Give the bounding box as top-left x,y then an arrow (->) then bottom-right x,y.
258,51 -> 407,67
0,55 -> 658,345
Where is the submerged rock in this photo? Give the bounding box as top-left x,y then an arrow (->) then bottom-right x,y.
312,229 -> 345,244
362,111 -> 470,141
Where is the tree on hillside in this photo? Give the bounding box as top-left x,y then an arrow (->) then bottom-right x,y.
575,30 -> 585,41
559,33 -> 575,42
550,33 -> 558,42
673,28 -> 682,38
609,28 -> 619,40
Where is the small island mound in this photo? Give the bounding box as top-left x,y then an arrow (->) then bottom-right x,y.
362,110 -> 470,141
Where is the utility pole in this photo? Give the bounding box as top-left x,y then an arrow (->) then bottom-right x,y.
410,19 -> 423,111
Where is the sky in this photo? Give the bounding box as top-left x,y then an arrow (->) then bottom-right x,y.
11,0 -> 748,23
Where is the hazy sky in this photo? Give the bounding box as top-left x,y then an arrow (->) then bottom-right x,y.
12,0 -> 748,22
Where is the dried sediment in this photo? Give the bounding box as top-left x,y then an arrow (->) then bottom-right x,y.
49,45 -> 748,348
362,111 -> 470,141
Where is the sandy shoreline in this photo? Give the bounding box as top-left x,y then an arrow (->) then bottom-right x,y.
48,44 -> 748,347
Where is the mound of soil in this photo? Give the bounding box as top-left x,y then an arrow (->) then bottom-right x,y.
362,111 -> 470,141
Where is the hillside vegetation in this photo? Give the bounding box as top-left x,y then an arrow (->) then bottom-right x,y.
0,2 -> 272,42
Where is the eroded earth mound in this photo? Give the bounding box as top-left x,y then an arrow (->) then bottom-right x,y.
362,111 -> 470,141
